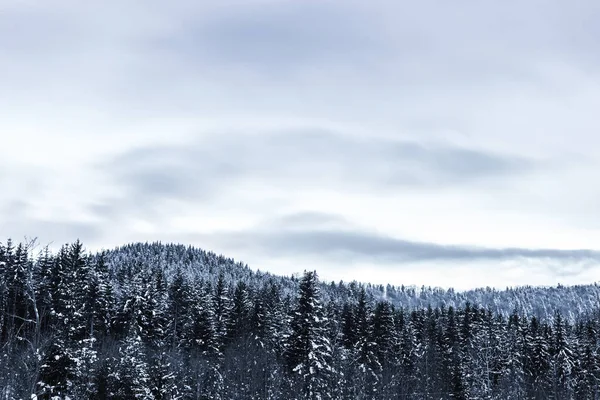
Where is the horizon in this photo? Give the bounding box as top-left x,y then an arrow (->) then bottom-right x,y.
6,237 -> 600,292
2,0 -> 600,290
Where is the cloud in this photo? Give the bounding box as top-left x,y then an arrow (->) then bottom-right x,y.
150,1 -> 381,74
178,210 -> 600,287
0,200 -> 101,248
2,0 -> 600,290
181,215 -> 595,289
98,129 -> 533,212
208,226 -> 600,267
269,211 -> 351,230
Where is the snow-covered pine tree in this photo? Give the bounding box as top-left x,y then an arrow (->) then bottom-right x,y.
181,278 -> 216,356
3,242 -> 29,343
221,281 -> 253,398
442,306 -> 466,399
572,319 -> 600,397
247,281 -> 286,399
501,310 -> 527,399
166,267 -> 190,349
551,310 -> 575,399
524,316 -> 551,397
107,320 -> 154,399
38,241 -> 89,397
371,300 -> 397,397
67,336 -> 99,398
285,270 -> 333,400
351,287 -> 381,399
226,281 -> 252,344
397,309 -> 421,398
85,252 -> 115,339
147,348 -> 178,400
212,272 -> 232,352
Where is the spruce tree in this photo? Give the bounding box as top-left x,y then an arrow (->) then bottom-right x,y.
285,271 -> 333,400
371,301 -> 397,389
108,321 -> 154,399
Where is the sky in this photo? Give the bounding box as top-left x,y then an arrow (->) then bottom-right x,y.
2,0 -> 600,290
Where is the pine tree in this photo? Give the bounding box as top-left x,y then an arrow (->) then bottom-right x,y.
38,241 -> 90,397
181,279 -> 216,356
226,281 -> 252,344
148,348 -> 178,400
551,311 -> 575,399
398,309 -> 421,398
248,281 -> 286,399
443,306 -> 466,399
166,268 -> 190,349
0,241 -> 30,343
108,321 -> 154,399
212,273 -> 231,352
501,310 -> 527,399
285,271 -> 333,400
524,316 -> 551,397
371,301 -> 396,396
85,252 -> 114,339
352,287 -> 381,399
340,302 -> 356,350
573,319 -> 600,398
221,281 -> 254,399
68,336 -> 99,398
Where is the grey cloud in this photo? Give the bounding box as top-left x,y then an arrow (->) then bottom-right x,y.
103,142 -> 238,207
0,201 -> 102,248
0,6 -> 77,56
2,200 -> 29,216
119,167 -> 203,200
152,2 -> 379,73
88,202 -> 121,220
271,211 -> 351,230
16,220 -> 101,248
380,1 -> 600,83
547,260 -> 597,279
184,210 -> 600,279
99,129 -> 533,210
135,0 -> 600,89
208,227 -> 600,270
3,0 -> 599,103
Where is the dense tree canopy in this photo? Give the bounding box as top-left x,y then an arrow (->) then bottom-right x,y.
1,239 -> 600,399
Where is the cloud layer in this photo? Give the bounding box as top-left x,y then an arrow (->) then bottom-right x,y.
101,129 -> 533,205
2,0 -> 600,289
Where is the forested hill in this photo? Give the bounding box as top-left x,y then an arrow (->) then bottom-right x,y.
103,241 -> 600,323
2,239 -> 600,399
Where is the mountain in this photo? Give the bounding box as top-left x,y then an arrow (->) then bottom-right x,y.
104,241 -> 600,323
1,238 -> 599,399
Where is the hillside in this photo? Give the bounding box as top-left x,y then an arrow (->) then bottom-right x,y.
104,241 -> 600,323
1,238 -> 599,399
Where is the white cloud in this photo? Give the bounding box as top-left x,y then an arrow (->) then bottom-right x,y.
1,0 -> 600,288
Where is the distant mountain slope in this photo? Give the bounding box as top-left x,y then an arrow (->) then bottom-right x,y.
102,242 -> 600,322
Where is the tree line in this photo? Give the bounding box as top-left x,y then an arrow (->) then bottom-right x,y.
1,239 -> 599,399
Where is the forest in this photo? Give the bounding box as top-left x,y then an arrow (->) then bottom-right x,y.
1,238 -> 600,399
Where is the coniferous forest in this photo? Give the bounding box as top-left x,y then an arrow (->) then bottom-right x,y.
2,239 -> 600,399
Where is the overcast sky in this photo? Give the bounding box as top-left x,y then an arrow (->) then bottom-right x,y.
2,0 -> 600,289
